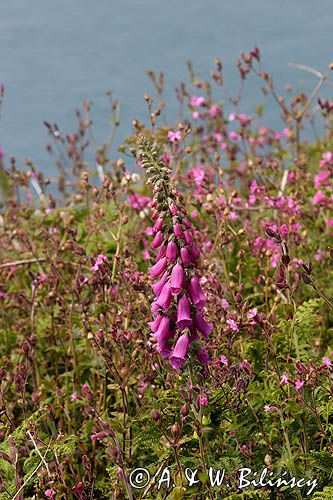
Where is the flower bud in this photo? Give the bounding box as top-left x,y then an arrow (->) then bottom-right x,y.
181,403 -> 189,417
171,423 -> 180,438
151,409 -> 160,422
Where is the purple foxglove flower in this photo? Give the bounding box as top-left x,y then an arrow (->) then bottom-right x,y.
166,240 -> 177,262
188,275 -> 206,309
184,230 -> 193,245
173,223 -> 184,239
180,247 -> 191,266
152,271 -> 168,297
151,301 -> 160,315
170,263 -> 184,296
157,340 -> 172,358
189,243 -> 200,259
149,315 -> 163,333
154,316 -> 170,341
153,218 -> 163,233
156,244 -> 166,260
149,257 -> 167,278
152,231 -> 164,248
157,329 -> 175,358
156,282 -> 172,310
170,333 -> 190,369
194,311 -> 212,339
176,294 -> 192,330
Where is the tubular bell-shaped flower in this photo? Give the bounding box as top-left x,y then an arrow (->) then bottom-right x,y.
139,138 -> 211,369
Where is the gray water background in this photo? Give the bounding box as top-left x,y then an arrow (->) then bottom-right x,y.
1,0 -> 333,176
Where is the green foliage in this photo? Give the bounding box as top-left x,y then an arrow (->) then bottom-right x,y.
225,492 -> 270,500
313,486 -> 333,500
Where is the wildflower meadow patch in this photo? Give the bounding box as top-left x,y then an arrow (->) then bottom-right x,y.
0,50 -> 333,499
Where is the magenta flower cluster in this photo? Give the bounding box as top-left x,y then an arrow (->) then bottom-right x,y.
140,139 -> 212,369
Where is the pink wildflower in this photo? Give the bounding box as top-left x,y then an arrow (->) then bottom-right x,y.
70,391 -> 78,402
91,254 -> 109,272
197,394 -> 208,407
312,190 -> 325,205
190,96 -> 206,107
241,444 -> 248,456
247,308 -> 258,319
295,380 -> 304,391
314,170 -> 331,189
264,406 -> 279,413
209,105 -> 220,117
322,356 -> 332,370
167,130 -> 182,142
220,355 -> 229,365
226,319 -> 239,332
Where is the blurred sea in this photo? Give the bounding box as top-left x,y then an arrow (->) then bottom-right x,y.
1,0 -> 333,175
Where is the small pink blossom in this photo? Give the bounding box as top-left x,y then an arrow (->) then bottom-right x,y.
229,131 -> 240,142
315,250 -> 324,262
209,105 -> 220,117
271,252 -> 281,268
312,190 -> 325,205
322,356 -> 333,369
280,224 -> 289,236
167,130 -> 182,142
128,194 -> 151,210
197,394 -> 208,407
226,319 -> 239,331
314,170 -> 331,189
238,113 -> 252,126
38,274 -> 48,285
221,299 -> 230,309
192,111 -> 199,119
264,405 -> 279,413
142,249 -> 150,260
220,355 -> 229,365
70,391 -> 78,402
319,151 -> 333,167
247,308 -> 258,319
280,374 -> 289,385
241,444 -> 248,456
295,379 -> 304,391
190,96 -> 206,107
91,431 -> 108,441
90,254 -> 109,271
